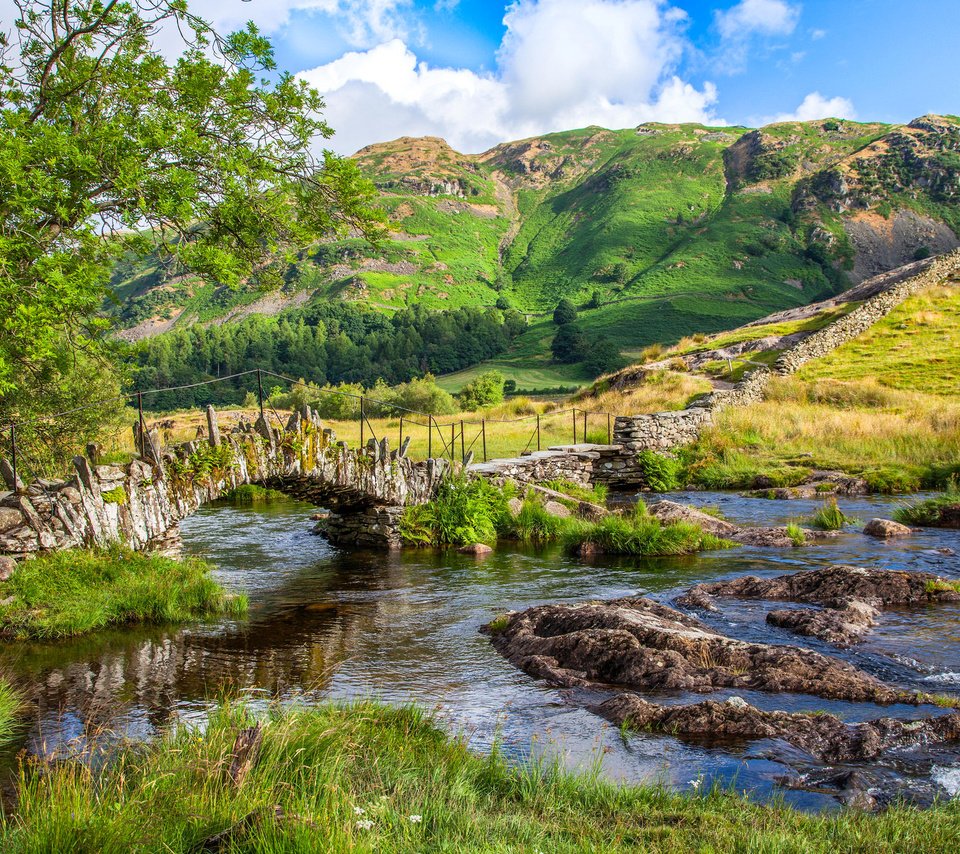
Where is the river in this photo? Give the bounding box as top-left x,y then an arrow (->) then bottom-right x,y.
1,491 -> 959,811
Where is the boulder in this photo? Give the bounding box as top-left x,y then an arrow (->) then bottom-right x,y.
542,500 -> 572,519
507,498 -> 524,517
0,555 -> 15,581
459,543 -> 493,556
863,518 -> 913,538
485,596 -> 925,705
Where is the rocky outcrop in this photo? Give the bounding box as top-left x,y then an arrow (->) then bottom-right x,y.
486,597 -> 924,705
678,565 -> 960,646
595,694 -> 960,764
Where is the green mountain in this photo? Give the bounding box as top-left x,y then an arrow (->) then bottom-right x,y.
111,115 -> 960,389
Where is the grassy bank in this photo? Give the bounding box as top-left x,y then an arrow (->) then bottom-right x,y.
895,484 -> 960,527
3,699 -> 958,852
681,375 -> 960,492
0,548 -> 247,640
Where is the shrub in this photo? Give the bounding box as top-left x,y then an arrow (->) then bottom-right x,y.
636,450 -> 681,492
584,337 -> 624,376
384,374 -> 458,416
458,371 -> 506,411
551,324 -> 589,363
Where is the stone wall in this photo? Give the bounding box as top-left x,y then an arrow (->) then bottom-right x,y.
612,249 -> 960,458
0,405 -> 450,557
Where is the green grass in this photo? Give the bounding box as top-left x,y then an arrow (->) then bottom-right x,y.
805,498 -> 856,530
399,474 -> 514,547
5,699 -> 959,852
0,677 -> 20,745
0,547 -> 247,639
508,497 -> 578,544
564,502 -> 732,557
217,484 -> 289,506
895,484 -> 960,527
785,522 -> 807,547
541,479 -> 608,504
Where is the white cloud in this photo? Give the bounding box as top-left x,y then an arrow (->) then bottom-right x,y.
715,0 -> 800,40
810,28 -> 827,40
767,92 -> 857,123
298,0 -> 722,154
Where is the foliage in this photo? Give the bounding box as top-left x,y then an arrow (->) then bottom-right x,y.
550,324 -> 589,363
133,303 -> 524,410
507,497 -> 578,544
553,298 -> 578,325
218,484 -> 288,506
542,479 -> 608,504
806,498 -> 856,530
6,699 -> 960,852
0,546 -> 247,639
457,371 -> 506,411
398,474 -> 512,547
583,336 -> 624,376
0,0 -> 380,469
564,502 -> 732,556
635,450 -> 682,492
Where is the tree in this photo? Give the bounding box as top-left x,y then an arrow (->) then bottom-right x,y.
495,295 -> 511,311
0,0 -> 382,474
551,324 -> 588,363
553,298 -> 578,325
457,370 -> 505,411
583,336 -> 624,376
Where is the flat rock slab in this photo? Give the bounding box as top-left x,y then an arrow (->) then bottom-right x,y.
677,564 -> 960,646
596,694 -> 960,764
486,596 -> 926,705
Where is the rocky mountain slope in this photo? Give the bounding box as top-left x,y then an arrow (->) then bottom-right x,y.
110,115 -> 960,375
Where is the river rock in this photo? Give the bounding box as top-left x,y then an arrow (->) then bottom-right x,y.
485,596 -> 924,705
863,518 -> 913,538
595,694 -> 960,764
677,565 -> 960,646
0,555 -> 16,581
542,500 -> 572,519
459,543 -> 493,556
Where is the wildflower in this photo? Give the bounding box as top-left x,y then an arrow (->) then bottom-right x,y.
353,806 -> 365,816
688,778 -> 702,790
356,819 -> 374,831
409,814 -> 423,823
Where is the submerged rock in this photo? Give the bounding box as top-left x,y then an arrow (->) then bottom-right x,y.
677,565 -> 960,646
863,518 -> 913,538
459,543 -> 493,556
595,693 -> 960,764
485,596 -> 925,705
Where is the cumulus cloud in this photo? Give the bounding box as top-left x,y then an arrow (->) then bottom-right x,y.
298,0 -> 723,154
715,0 -> 800,40
767,92 -> 857,123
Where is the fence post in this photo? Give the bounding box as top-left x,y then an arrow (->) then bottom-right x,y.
537,414 -> 541,451
460,420 -> 465,462
256,369 -> 265,421
428,415 -> 433,458
583,410 -> 588,444
399,415 -> 404,453
450,422 -> 455,462
482,419 -> 487,462
607,412 -> 612,445
360,396 -> 365,448
572,409 -> 577,444
137,390 -> 146,457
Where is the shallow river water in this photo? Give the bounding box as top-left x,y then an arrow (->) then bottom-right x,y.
2,491 -> 959,811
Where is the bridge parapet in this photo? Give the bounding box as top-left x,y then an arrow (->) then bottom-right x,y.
0,404 -> 451,557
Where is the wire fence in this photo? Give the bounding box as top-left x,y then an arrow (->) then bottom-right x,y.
2,368 -> 622,488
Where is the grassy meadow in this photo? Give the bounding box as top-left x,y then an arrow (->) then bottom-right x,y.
3,699 -> 958,853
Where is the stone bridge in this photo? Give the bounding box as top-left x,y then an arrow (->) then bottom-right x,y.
0,405 -> 452,556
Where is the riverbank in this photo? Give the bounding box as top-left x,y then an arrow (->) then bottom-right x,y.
2,699 -> 959,852
0,548 -> 247,639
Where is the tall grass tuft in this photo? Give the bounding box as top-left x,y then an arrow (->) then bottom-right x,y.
0,547 -> 247,639
0,677 -> 20,745
508,498 -> 579,544
565,503 -> 731,557
806,498 -> 856,530
895,480 -> 960,527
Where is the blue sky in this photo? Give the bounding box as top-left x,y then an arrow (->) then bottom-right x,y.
191,1 -> 958,153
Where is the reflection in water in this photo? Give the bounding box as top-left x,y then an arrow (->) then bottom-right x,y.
2,491 -> 960,810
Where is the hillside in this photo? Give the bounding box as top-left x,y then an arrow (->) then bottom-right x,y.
110,115 -> 960,390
